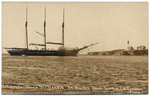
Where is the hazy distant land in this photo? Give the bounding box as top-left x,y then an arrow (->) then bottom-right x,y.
88,49 -> 148,56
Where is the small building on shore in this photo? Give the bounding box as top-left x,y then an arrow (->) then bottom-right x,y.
137,46 -> 146,50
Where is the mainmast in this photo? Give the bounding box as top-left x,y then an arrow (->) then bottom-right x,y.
62,8 -> 65,46
25,7 -> 29,50
44,7 -> 47,50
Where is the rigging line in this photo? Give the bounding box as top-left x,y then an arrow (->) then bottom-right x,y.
71,32 -> 85,46
22,27 -> 27,47
62,8 -> 84,46
13,27 -> 25,48
64,28 -> 85,46
33,21 -> 44,34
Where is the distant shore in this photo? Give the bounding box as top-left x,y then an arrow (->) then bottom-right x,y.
88,49 -> 148,56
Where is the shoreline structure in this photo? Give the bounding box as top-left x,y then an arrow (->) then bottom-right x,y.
88,40 -> 148,56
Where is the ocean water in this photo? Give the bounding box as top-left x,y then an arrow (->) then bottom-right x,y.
2,54 -> 148,94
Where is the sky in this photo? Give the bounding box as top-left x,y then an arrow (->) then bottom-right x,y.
2,2 -> 148,53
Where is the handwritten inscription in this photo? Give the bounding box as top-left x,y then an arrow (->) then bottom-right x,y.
2,85 -> 143,94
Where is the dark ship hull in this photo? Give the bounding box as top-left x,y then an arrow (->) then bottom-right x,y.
6,43 -> 98,56
23,49 -> 80,56
7,50 -> 23,56
6,48 -> 27,56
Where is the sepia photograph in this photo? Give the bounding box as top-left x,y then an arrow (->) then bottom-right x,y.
2,2 -> 148,95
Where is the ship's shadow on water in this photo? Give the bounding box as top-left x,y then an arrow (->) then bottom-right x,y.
2,54 -> 148,94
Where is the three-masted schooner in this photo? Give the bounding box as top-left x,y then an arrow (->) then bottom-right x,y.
5,7 -> 98,56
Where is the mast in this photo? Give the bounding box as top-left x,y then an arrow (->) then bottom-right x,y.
62,8 -> 65,46
25,7 -> 29,50
44,7 -> 47,50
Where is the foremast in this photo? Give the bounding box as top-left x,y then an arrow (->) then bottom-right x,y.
62,8 -> 65,46
25,7 -> 29,50
44,7 -> 47,51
